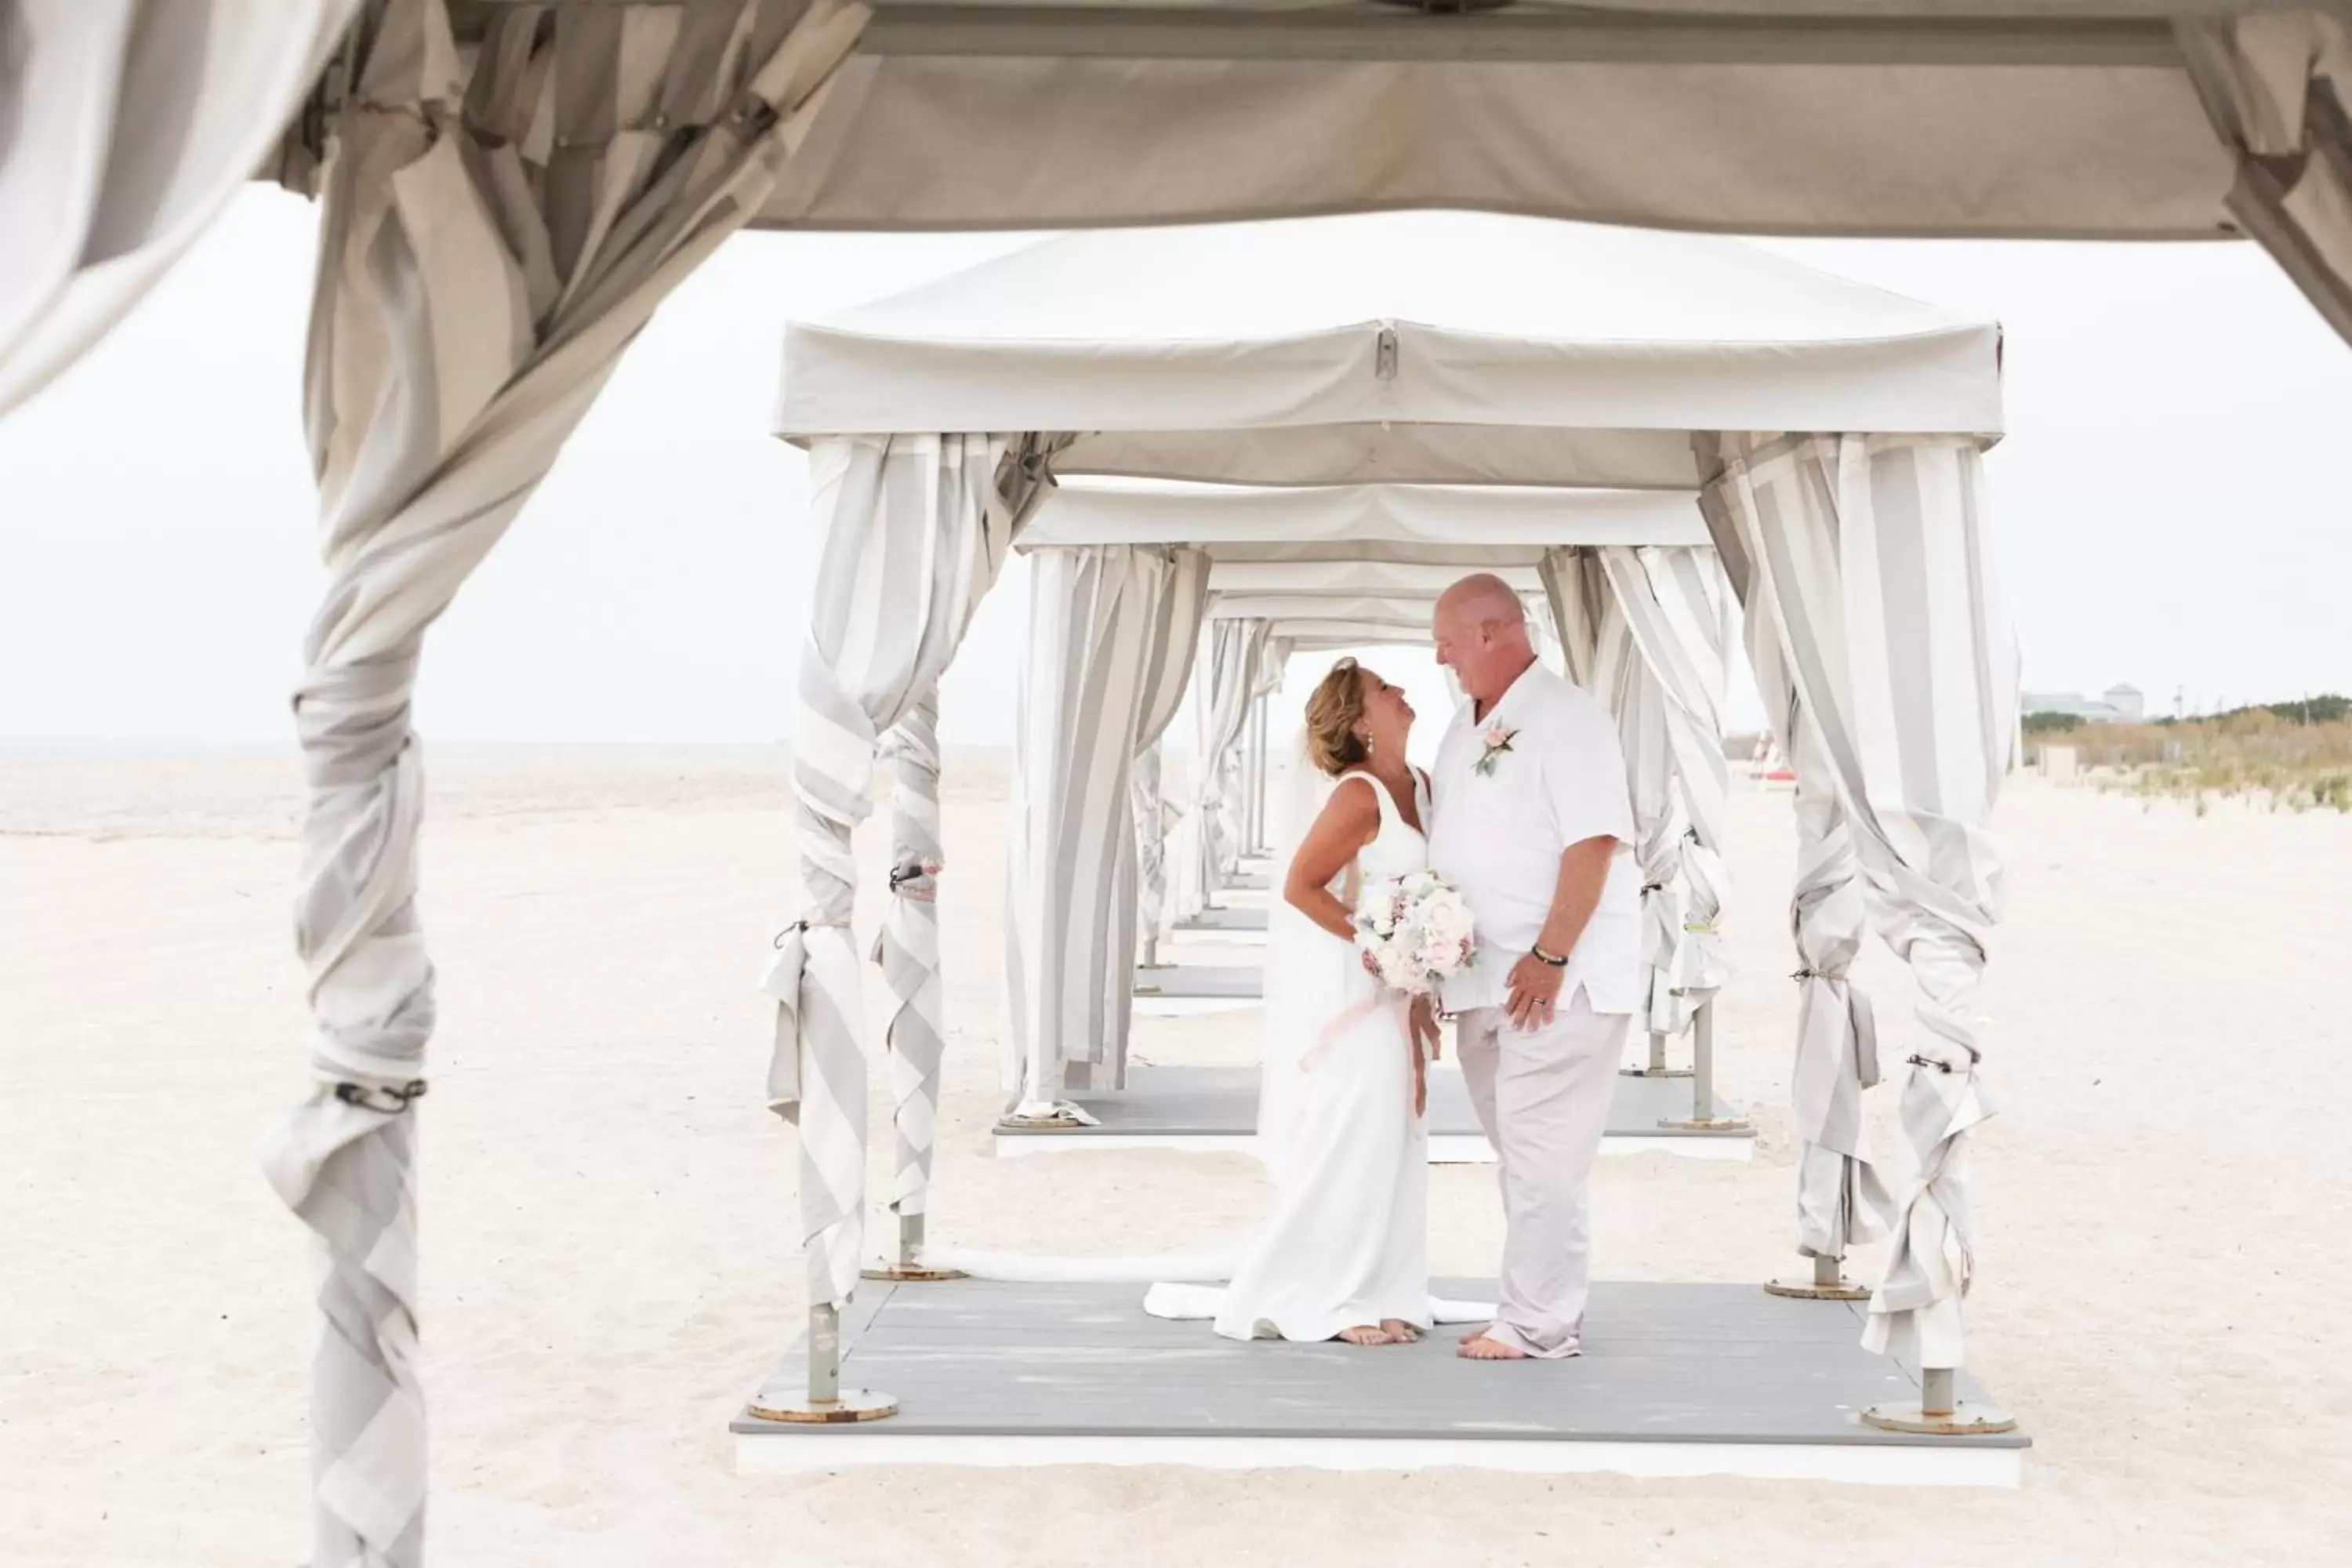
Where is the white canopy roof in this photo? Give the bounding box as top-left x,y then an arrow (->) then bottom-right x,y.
779,214 -> 2004,488
757,4 -> 2252,243
1018,480 -> 1709,557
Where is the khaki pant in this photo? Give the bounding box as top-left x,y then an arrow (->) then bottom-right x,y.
1454,989 -> 1630,1357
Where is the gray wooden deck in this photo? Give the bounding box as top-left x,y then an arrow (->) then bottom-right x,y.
1175,905 -> 1271,934
993,1065 -> 1755,1162
1132,964 -> 1261,1000
735,1279 -> 2025,1485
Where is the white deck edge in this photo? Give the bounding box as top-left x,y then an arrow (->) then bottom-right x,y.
993,1131 -> 1752,1163
736,1431 -> 2020,1488
1134,998 -> 1260,1017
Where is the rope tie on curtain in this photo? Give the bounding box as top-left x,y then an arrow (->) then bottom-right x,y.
776,918 -> 849,942
334,1080 -> 429,1113
886,859 -> 941,901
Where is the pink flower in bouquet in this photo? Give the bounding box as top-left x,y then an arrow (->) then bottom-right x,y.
1352,871 -> 1478,999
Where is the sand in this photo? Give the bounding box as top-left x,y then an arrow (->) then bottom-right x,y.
5,749 -> 2350,1565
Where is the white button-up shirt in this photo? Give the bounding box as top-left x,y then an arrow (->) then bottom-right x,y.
1428,662 -> 1642,1016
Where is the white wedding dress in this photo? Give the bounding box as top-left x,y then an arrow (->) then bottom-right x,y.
1147,768 -> 1456,1341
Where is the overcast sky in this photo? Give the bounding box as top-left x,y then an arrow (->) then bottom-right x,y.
4,190 -> 2348,750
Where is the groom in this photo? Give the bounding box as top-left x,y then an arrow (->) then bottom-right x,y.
1427,574 -> 1640,1361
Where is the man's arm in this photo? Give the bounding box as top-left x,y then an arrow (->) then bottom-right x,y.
1504,835 -> 1618,1031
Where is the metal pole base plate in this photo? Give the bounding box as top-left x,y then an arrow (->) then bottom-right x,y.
745,1386 -> 898,1425
1657,1116 -> 1751,1133
1860,1400 -> 2017,1436
1764,1275 -> 1870,1301
1619,1065 -> 1694,1078
998,1112 -> 1093,1131
862,1264 -> 967,1283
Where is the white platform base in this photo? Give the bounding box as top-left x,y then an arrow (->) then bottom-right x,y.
737,1429 -> 2019,1488
1134,997 -> 1258,1018
994,1130 -> 1751,1164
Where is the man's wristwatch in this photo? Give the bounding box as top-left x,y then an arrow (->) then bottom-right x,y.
1530,944 -> 1570,968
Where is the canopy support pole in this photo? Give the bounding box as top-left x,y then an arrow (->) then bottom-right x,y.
748,1302 -> 896,1425
1657,1000 -> 1747,1133
1623,1025 -> 1690,1079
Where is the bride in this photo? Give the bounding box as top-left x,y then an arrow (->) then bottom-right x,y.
1154,658 -> 1439,1347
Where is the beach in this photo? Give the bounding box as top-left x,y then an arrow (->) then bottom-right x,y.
4,749 -> 2348,1565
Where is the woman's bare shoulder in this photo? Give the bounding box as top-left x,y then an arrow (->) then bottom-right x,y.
1314,774 -> 1381,829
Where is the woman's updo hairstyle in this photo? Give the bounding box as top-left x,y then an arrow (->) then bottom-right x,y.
1303,657 -> 1371,778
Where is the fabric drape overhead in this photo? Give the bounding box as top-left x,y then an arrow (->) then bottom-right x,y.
257,5 -> 869,1562
1700,430 -> 2020,1374
2178,13 -> 2352,343
0,0 -> 358,418
762,429 -> 1057,1312
1022,481 -> 1708,550
1006,546 -> 1210,1116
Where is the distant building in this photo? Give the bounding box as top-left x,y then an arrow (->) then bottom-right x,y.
2022,686 -> 2143,724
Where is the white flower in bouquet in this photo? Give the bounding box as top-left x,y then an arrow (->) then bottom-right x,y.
1352,870 -> 1477,998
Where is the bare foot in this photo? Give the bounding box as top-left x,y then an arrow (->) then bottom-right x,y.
1456,1323 -> 1493,1343
1457,1333 -> 1531,1361
1381,1319 -> 1423,1342
1337,1324 -> 1395,1347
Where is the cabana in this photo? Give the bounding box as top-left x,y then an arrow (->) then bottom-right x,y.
992,479 -> 1756,1167
38,0 -> 2328,1546
760,214 -> 2018,1451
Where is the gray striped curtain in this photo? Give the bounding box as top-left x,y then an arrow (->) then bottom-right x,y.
1005,546 -> 1208,1117
761,430 -> 1059,1300
1700,431 -> 2018,1374
1741,581 -> 1892,1269
1240,634 -> 1290,855
0,0 -> 358,417
1125,560 -> 1216,976
1539,547 -> 1610,691
1098,552 -> 1213,1083
1131,745 -> 1177,966
1542,547 -> 1688,1033
2178,15 -> 2352,347
1178,618 -> 1269,919
256,7 -> 868,1562
1596,546 -> 1737,1032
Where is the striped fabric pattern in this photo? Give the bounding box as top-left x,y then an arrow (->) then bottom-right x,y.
1179,618 -> 1269,918
1700,431 -> 2018,1373
762,430 -> 1058,1305
873,695 -> 945,1227
1119,560 -> 1214,1009
1006,546 -> 1210,1115
259,5 -> 867,1562
1542,546 -> 1697,1037
1597,546 -> 1737,1032
2179,15 -> 2352,346
1744,586 -> 1893,1267
0,0 -> 358,417
1131,744 -> 1178,965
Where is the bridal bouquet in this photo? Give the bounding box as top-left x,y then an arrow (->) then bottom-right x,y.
1353,870 -> 1476,999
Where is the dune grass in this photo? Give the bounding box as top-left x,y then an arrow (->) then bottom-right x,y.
2030,701 -> 2352,815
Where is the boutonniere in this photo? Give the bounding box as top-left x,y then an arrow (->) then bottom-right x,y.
1472,724 -> 1519,778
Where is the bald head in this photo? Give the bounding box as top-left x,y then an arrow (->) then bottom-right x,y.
1436,572 -> 1526,630
1432,573 -> 1536,706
